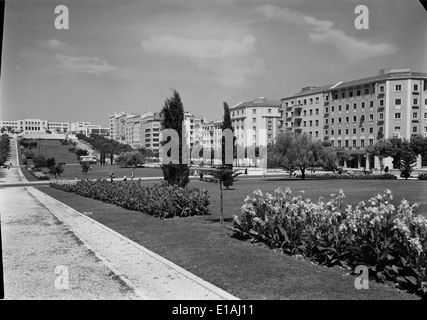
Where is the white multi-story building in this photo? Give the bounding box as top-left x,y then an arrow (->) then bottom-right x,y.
0,119 -> 69,134
70,121 -> 110,137
230,97 -> 281,148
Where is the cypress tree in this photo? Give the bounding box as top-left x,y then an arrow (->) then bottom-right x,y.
221,102 -> 235,168
160,90 -> 189,187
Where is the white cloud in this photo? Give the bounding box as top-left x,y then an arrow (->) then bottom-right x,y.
256,4 -> 398,62
55,54 -> 116,75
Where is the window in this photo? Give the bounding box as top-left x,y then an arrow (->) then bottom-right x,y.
253,118 -> 256,123
349,90 -> 354,98
370,114 -> 374,121
379,100 -> 384,107
414,98 -> 418,105
338,105 -> 342,111
413,126 -> 418,133
370,101 -> 374,108
303,121 -> 307,127
369,127 -> 374,134
325,130 -> 329,136
395,99 -> 402,106
369,139 -> 374,146
353,140 -> 357,147
303,110 -> 307,116
345,117 -> 349,123
395,85 -> 402,91
353,128 -> 357,134
316,97 -> 319,103
361,127 -> 365,134
424,112 -> 427,119
413,112 -> 418,119
309,110 -> 313,115
268,109 -> 271,113
361,140 -> 365,148
331,106 -> 335,112
316,109 -> 319,115
315,120 -> 319,126
361,102 -> 365,109
338,140 -> 342,147
338,117 -> 342,123
253,109 -> 256,114
379,113 -> 384,120
357,88 -> 361,96
345,140 -> 349,147
309,120 -> 313,127
315,131 -> 319,137
395,113 -> 401,119
345,129 -> 349,135
414,84 -> 419,91
331,129 -> 335,135
325,107 -> 329,113
353,116 -> 357,122
353,103 -> 357,110
342,92 -> 346,99
394,126 -> 401,133
380,86 -> 384,93
338,129 -> 342,135
346,104 -> 349,111
364,88 -> 369,95
309,98 -> 313,104
331,118 -> 335,124
425,98 -> 427,105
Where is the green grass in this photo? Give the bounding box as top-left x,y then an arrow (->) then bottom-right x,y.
16,139 -> 163,181
37,178 -> 427,299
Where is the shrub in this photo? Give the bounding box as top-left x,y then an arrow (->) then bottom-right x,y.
26,167 -> 49,180
232,188 -> 427,297
417,173 -> 427,180
33,155 -> 46,169
68,146 -> 77,153
23,148 -> 34,159
50,180 -> 211,218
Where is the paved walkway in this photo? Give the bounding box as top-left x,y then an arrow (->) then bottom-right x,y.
1,139 -> 239,300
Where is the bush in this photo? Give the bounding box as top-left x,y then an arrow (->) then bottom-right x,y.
296,173 -> 397,180
33,155 -> 46,169
417,173 -> 427,180
23,148 -> 35,159
26,167 -> 49,180
68,146 -> 77,153
0,134 -> 10,166
232,188 -> 427,297
50,180 -> 211,218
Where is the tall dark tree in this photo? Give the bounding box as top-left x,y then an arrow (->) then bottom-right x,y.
221,102 -> 235,168
160,90 -> 189,187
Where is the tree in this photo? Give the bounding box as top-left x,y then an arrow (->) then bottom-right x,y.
410,134 -> 427,160
160,90 -> 190,187
75,149 -> 88,159
204,166 -> 242,224
33,155 -> 46,169
45,157 -> 56,169
81,162 -> 90,175
116,151 -> 144,168
221,102 -> 234,168
49,163 -> 64,178
269,132 -> 333,180
400,147 -> 417,180
366,139 -> 394,173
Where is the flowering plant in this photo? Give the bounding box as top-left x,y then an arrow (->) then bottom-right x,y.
232,188 -> 427,296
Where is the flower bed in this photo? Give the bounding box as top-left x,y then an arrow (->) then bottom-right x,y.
296,173 -> 397,180
26,167 -> 50,180
232,188 -> 427,297
50,179 -> 211,218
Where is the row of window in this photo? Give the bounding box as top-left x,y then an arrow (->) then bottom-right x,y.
331,139 -> 375,148
327,127 -> 378,136
232,108 -> 273,117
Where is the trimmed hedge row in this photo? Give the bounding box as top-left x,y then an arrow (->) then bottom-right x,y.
296,173 -> 397,180
50,179 -> 211,218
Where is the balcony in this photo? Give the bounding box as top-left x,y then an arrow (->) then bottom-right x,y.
324,124 -> 329,128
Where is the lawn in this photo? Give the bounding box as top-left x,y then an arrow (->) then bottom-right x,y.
24,139 -> 81,164
37,178 -> 427,300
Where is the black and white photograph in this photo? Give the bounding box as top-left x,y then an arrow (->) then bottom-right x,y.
0,0 -> 426,309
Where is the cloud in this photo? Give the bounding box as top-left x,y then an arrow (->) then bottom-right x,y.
256,4 -> 398,62
54,54 -> 116,75
142,34 -> 263,87
142,35 -> 256,59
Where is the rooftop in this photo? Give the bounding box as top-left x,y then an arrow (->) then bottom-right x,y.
231,97 -> 281,109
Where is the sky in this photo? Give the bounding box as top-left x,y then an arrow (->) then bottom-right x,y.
0,0 -> 426,127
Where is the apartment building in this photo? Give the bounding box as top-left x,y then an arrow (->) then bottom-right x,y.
230,97 -> 281,148
0,119 -> 69,134
280,69 -> 427,169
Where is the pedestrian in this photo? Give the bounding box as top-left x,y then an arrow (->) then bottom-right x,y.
384,166 -> 389,174
200,172 -> 203,181
131,168 -> 134,180
245,168 -> 248,175
75,176 -> 78,180
109,171 -> 115,183
123,175 -> 127,182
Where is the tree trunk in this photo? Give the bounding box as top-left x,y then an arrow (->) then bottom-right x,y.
220,181 -> 224,224
301,167 -> 305,180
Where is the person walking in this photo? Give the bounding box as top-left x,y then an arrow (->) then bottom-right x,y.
131,168 -> 134,180
109,172 -> 115,183
123,175 -> 127,182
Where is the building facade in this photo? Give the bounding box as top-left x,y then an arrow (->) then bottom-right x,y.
0,119 -> 69,134
280,69 -> 427,169
230,97 -> 281,148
